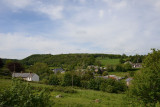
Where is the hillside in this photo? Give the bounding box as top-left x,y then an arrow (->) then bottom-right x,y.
20,54 -> 122,68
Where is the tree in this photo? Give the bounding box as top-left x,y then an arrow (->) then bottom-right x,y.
29,62 -> 51,81
128,49 -> 160,106
49,74 -> 59,85
0,80 -> 51,107
119,58 -> 125,64
106,65 -> 114,72
0,58 -> 4,68
6,62 -> 24,72
115,64 -> 127,72
62,72 -> 80,87
102,71 -> 108,76
124,63 -> 132,71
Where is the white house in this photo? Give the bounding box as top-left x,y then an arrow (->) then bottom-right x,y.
125,78 -> 133,86
12,73 -> 39,82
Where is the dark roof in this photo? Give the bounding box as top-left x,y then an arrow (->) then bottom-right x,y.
12,73 -> 36,78
126,78 -> 133,82
53,68 -> 64,72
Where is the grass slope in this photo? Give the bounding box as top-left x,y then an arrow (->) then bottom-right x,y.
0,78 -> 129,107
96,57 -> 120,66
52,90 -> 128,107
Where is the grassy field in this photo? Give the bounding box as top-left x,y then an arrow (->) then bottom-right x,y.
0,78 -> 130,107
52,89 -> 128,107
108,72 -> 128,77
108,69 -> 140,77
96,57 -> 120,66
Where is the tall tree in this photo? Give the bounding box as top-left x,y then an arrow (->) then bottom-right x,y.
128,49 -> 160,106
29,62 -> 51,80
6,62 -> 24,72
0,58 -> 4,68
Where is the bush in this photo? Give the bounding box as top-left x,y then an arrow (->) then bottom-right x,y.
115,64 -> 127,72
0,79 -> 51,107
80,80 -> 89,89
102,71 -> 108,76
88,78 -> 104,90
49,74 -> 59,85
106,65 -> 114,72
62,72 -> 81,87
124,63 -> 132,71
100,78 -> 126,93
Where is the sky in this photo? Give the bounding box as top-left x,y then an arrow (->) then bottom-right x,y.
0,0 -> 160,59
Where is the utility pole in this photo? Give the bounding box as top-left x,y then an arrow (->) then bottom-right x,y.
14,64 -> 15,72
72,74 -> 73,87
13,64 -> 15,77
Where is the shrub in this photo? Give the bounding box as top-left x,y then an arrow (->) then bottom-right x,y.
115,64 -> 127,72
62,72 -> 81,87
88,78 -> 104,90
0,79 -> 51,107
80,80 -> 89,89
124,63 -> 132,71
102,71 -> 108,76
100,78 -> 126,93
49,74 -> 59,85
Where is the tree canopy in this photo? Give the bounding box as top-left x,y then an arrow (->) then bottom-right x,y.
6,62 -> 24,72
128,49 -> 160,106
0,58 -> 4,68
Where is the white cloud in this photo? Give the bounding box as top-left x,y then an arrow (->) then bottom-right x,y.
99,10 -> 104,18
79,0 -> 86,4
154,1 -> 160,11
2,0 -> 64,20
36,5 -> 64,20
0,33 -> 94,59
0,0 -> 160,58
2,0 -> 32,9
102,0 -> 127,10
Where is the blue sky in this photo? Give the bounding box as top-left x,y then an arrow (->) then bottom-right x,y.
0,0 -> 160,59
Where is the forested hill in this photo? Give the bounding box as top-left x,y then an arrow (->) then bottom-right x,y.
20,54 -> 122,68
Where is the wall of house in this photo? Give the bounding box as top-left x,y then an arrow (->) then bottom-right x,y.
26,77 -> 32,81
31,74 -> 39,81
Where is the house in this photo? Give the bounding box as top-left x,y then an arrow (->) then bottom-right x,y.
12,73 -> 39,82
126,77 -> 133,86
131,63 -> 142,68
125,61 -> 142,68
52,68 -> 65,74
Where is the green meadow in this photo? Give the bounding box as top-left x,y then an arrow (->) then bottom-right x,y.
96,57 -> 120,66
0,78 -> 129,107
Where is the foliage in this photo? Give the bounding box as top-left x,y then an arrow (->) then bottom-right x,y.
119,57 -> 125,64
128,71 -> 135,77
87,77 -> 126,93
29,62 -> 52,81
127,54 -> 145,63
115,64 -> 127,72
61,72 -> 81,87
0,79 -> 51,107
100,78 -> 126,93
102,71 -> 108,76
123,63 -> 132,71
49,74 -> 59,85
88,78 -> 104,90
6,62 -> 25,72
106,65 -> 114,72
128,49 -> 160,106
0,58 -> 4,68
21,54 -> 97,71
80,80 -> 89,88
0,78 -> 129,106
81,71 -> 94,80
